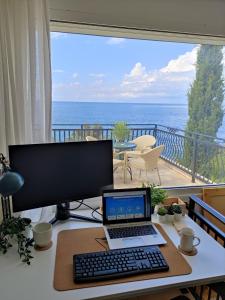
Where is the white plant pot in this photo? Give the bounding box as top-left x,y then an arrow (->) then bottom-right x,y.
154,204 -> 163,213
174,213 -> 182,222
166,214 -> 174,223
158,215 -> 166,223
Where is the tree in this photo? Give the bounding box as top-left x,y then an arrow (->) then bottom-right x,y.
183,45 -> 224,179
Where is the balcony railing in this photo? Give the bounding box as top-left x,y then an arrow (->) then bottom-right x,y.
52,124 -> 225,184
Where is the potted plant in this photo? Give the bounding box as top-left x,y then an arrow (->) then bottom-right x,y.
112,121 -> 130,142
157,207 -> 167,223
0,217 -> 34,264
143,183 -> 167,214
166,205 -> 174,223
173,205 -> 182,221
163,197 -> 186,216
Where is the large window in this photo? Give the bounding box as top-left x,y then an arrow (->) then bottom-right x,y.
50,31 -> 225,188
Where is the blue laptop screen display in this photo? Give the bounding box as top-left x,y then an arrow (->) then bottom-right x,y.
105,195 -> 145,221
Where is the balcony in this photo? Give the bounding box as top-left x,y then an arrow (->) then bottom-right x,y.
52,124 -> 225,187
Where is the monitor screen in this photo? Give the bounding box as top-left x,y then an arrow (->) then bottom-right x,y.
9,141 -> 113,212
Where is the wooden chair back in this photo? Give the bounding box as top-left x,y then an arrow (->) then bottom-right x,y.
203,187 -> 225,233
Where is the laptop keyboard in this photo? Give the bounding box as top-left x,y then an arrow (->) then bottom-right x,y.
108,225 -> 157,239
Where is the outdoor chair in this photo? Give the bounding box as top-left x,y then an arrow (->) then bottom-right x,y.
86,136 -> 98,141
125,135 -> 157,160
127,145 -> 164,185
131,135 -> 156,151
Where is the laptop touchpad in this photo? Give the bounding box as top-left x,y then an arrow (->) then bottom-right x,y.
122,237 -> 144,247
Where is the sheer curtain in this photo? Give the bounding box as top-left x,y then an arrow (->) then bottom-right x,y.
0,0 -> 52,156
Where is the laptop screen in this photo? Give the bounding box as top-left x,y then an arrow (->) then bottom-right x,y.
102,188 -> 151,225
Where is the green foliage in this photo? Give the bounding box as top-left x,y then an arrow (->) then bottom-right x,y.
157,207 -> 167,216
167,205 -> 174,215
112,122 -> 130,142
208,150 -> 225,183
0,217 -> 34,265
142,183 -> 167,206
173,205 -> 182,214
183,45 -> 224,180
67,124 -> 103,142
83,124 -> 103,140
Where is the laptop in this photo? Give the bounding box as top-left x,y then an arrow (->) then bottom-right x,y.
102,188 -> 167,249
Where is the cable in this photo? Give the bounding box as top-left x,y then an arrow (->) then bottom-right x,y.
91,207 -> 102,222
68,199 -> 84,211
95,237 -> 107,250
92,206 -> 103,216
67,199 -> 103,222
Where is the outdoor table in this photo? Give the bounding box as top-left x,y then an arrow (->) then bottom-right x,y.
113,142 -> 136,152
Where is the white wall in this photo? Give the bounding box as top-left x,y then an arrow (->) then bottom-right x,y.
49,0 -> 225,41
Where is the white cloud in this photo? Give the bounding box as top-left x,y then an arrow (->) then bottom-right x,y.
73,73 -> 78,78
53,69 -> 64,73
107,38 -> 125,45
51,32 -> 67,39
129,62 -> 146,77
53,46 -> 225,103
89,73 -> 105,78
161,46 -> 198,73
122,63 -> 155,89
120,49 -> 198,100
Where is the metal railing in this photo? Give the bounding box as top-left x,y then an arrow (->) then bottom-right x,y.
52,123 -> 225,184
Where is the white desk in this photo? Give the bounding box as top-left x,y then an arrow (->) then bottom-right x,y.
0,211 -> 225,300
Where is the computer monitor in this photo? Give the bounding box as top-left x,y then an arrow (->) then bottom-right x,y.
8,140 -> 113,224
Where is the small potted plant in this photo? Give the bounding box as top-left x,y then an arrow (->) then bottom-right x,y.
0,217 -> 34,264
112,121 -> 130,142
173,205 -> 182,221
166,205 -> 174,223
157,207 -> 167,223
148,184 -> 167,214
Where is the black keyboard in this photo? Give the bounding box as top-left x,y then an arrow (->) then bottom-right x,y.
73,245 -> 169,283
108,225 -> 157,239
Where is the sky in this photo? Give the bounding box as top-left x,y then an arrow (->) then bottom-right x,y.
51,32 -> 224,104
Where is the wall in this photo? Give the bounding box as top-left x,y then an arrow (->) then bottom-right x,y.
49,0 -> 225,42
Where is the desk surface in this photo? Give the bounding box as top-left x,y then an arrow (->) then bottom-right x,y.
0,211 -> 225,300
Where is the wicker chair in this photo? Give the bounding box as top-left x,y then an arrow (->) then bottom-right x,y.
131,135 -> 156,151
85,136 -> 98,141
127,145 -> 164,185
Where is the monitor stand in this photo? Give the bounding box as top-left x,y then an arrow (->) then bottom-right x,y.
49,203 -> 102,225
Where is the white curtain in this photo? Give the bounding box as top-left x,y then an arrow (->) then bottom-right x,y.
0,0 -> 52,156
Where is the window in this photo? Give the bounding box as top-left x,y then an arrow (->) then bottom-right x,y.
50,29 -> 225,189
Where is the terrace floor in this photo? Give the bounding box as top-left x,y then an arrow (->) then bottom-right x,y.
114,158 -> 204,188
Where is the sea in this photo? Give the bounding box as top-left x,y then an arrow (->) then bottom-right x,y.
52,101 -> 225,138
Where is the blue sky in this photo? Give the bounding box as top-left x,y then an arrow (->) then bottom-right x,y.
51,32 -> 199,104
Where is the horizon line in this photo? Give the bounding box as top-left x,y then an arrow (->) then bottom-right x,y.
52,100 -> 188,105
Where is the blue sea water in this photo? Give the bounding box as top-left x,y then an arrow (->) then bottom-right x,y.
52,101 -> 225,138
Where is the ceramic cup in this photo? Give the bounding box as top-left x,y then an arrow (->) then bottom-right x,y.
179,227 -> 200,252
32,222 -> 52,248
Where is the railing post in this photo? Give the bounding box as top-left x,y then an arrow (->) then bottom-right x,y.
81,124 -> 84,141
188,196 -> 195,219
191,134 -> 198,183
153,124 -> 157,146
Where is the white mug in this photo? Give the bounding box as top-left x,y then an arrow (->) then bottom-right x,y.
179,227 -> 200,252
32,223 -> 52,248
